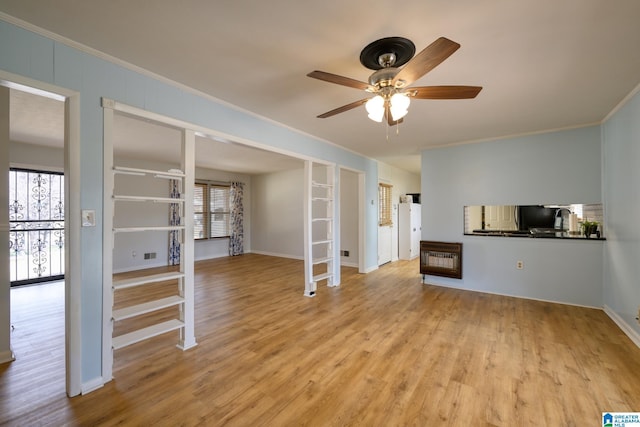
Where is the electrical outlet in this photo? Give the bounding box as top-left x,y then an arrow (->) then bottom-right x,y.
144,252 -> 156,260
516,260 -> 524,270
132,251 -> 137,258
341,250 -> 350,257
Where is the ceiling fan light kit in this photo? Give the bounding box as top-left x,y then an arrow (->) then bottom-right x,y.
365,95 -> 385,122
307,36 -> 482,128
390,92 -> 410,121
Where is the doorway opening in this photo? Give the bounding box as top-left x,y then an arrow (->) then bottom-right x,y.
1,74 -> 82,397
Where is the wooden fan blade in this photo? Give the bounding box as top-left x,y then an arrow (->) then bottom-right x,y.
384,103 -> 403,126
317,98 -> 369,118
392,37 -> 460,87
410,85 -> 482,99
307,71 -> 373,91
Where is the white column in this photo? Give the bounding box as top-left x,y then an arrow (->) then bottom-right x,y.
331,165 -> 340,286
303,161 -> 315,296
0,86 -> 13,364
178,129 -> 197,349
65,94 -> 82,396
101,102 -> 114,381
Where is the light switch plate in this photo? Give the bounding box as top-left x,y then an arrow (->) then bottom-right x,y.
82,209 -> 96,227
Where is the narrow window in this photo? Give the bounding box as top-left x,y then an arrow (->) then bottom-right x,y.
378,183 -> 393,226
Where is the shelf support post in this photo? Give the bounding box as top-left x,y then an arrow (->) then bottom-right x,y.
101,101 -> 114,381
178,129 -> 197,350
303,161 -> 315,297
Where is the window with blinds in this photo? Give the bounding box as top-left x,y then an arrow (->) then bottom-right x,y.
194,182 -> 230,240
379,183 -> 393,226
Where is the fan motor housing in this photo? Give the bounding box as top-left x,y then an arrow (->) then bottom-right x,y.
360,36 -> 416,70
368,67 -> 399,88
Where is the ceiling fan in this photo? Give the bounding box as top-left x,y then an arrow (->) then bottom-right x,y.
307,36 -> 482,126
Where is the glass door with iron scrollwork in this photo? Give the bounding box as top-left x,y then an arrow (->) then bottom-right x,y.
9,168 -> 65,286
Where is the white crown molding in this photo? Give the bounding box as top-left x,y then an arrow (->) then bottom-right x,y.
602,81 -> 640,123
422,121 -> 602,151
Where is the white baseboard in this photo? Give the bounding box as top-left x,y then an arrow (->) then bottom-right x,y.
0,349 -> 15,364
195,252 -> 230,262
81,376 -> 104,394
340,261 -> 358,268
249,250 -> 303,261
363,265 -> 378,274
424,278 -> 601,310
604,305 -> 640,349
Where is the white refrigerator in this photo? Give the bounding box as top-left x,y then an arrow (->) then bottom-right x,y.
399,203 -> 421,260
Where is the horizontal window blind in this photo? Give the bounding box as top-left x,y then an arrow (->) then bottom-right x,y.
194,182 -> 230,240
194,183 -> 207,240
209,185 -> 230,238
379,183 -> 393,226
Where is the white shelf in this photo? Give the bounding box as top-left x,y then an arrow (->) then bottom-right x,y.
313,257 -> 332,265
113,166 -> 185,179
312,217 -> 332,222
113,195 -> 185,204
113,226 -> 184,233
312,197 -> 331,202
113,272 -> 185,290
312,239 -> 332,245
312,181 -> 333,189
313,272 -> 333,282
112,319 -> 184,350
113,295 -> 185,321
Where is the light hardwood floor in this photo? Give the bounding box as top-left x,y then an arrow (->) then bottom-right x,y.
2,253 -> 640,426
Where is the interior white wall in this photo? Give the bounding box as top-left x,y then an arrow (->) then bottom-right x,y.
602,88 -> 640,341
0,87 -> 11,362
340,169 -> 359,267
421,126 -> 604,307
251,167 -> 304,259
378,161 -> 420,261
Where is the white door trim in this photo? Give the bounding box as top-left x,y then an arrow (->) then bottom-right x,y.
0,70 -> 82,397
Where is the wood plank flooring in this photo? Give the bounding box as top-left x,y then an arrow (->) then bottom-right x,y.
2,253 -> 640,426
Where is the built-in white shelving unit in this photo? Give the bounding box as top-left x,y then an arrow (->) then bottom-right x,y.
102,99 -> 196,381
303,161 -> 339,297
108,165 -> 195,355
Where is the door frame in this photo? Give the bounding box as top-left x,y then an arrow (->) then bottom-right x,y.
0,70 -> 82,397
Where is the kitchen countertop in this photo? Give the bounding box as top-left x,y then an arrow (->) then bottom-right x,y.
466,229 -> 605,240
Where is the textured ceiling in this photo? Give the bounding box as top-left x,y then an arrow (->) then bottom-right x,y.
3,1 -> 640,174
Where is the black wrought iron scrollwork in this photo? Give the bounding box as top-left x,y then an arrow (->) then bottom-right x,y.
9,169 -> 65,285
9,199 -> 24,221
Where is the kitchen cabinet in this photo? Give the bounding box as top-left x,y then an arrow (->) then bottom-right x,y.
399,203 -> 421,260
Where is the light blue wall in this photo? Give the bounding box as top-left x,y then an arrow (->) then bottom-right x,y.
0,19 -> 380,385
421,126 -> 604,307
602,90 -> 640,337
